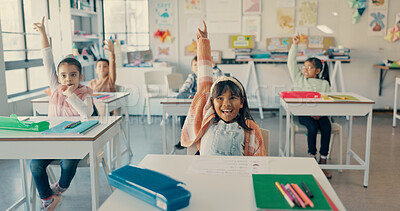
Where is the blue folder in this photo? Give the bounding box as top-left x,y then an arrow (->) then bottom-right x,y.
108,165 -> 191,211
42,120 -> 99,134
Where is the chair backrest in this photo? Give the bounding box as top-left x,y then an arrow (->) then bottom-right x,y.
115,84 -> 125,92
260,128 -> 270,156
144,71 -> 169,97
165,73 -> 184,93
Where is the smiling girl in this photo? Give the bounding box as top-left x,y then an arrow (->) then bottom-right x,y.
180,21 -> 265,156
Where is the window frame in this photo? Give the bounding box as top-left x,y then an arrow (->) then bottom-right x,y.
2,0 -> 49,98
102,0 -> 150,50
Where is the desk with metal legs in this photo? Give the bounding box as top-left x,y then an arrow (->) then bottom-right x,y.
278,92 -> 374,187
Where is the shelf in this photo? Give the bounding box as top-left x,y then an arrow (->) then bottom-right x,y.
72,36 -> 99,42
71,8 -> 97,17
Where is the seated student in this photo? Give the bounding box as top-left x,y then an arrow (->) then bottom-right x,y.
288,34 -> 332,179
174,56 -> 223,149
30,17 -> 94,211
180,21 -> 265,156
89,39 -> 116,92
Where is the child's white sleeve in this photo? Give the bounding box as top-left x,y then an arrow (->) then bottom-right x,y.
42,47 -> 59,92
66,94 -> 94,119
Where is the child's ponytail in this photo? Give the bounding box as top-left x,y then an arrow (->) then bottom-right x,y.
320,62 -> 330,86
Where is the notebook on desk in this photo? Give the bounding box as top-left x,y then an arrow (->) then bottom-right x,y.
252,174 -> 333,210
42,120 -> 99,135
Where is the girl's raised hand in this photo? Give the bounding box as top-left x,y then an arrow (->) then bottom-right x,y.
103,39 -> 115,54
292,33 -> 300,45
33,16 -> 46,35
196,20 -> 207,39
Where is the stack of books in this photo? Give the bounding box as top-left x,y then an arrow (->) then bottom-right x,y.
270,51 -> 289,59
235,48 -> 252,60
327,47 -> 350,60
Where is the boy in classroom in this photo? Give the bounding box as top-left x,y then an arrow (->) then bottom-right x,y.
89,39 -> 116,92
30,17 -> 95,211
180,21 -> 265,156
89,39 -> 117,115
174,56 -> 223,149
288,34 -> 332,179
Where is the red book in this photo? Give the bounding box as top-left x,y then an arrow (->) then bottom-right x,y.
280,91 -> 321,99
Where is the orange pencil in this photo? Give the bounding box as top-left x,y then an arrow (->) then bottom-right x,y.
292,183 -> 314,208
286,184 -> 306,208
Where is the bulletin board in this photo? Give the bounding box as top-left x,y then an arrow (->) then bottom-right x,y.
266,36 -> 335,51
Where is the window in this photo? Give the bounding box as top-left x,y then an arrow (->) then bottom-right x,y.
1,0 -> 49,97
103,0 -> 149,51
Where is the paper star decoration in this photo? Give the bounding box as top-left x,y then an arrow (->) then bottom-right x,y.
384,24 -> 400,43
153,29 -> 174,43
348,0 -> 367,24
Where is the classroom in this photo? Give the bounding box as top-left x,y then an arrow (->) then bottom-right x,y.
0,0 -> 399,210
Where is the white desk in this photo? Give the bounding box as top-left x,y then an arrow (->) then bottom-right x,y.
0,116 -> 122,211
31,92 -> 132,170
99,155 -> 345,211
278,92 -> 375,187
160,98 -> 192,154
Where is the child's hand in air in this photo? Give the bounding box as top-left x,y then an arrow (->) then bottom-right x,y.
33,16 -> 46,35
62,84 -> 76,97
292,33 -> 300,45
103,39 -> 115,54
196,20 -> 207,40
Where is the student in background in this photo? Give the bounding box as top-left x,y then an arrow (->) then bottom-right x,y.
30,17 -> 94,211
174,56 -> 223,150
180,21 -> 265,156
89,39 -> 116,92
288,34 -> 332,179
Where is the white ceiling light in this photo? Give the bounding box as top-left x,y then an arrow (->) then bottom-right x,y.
317,25 -> 334,34
332,11 -> 339,16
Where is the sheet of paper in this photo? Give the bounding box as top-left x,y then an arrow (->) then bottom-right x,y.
187,156 -> 269,175
276,0 -> 295,8
206,0 -> 241,33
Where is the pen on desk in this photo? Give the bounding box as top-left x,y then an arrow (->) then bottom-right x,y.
275,182 -> 295,208
328,95 -> 348,100
280,184 -> 294,202
63,121 -> 81,129
302,181 -> 314,198
293,183 -> 314,208
286,184 -> 305,208
284,184 -> 300,207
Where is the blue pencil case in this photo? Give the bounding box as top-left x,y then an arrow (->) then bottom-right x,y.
108,165 -> 191,210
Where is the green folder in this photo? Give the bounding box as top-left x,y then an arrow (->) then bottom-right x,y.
252,174 -> 332,210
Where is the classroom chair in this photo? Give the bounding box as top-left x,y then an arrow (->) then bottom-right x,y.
142,71 -> 169,124
290,117 -> 342,166
260,128 -> 270,156
165,73 -> 184,97
29,151 -> 113,210
393,77 -> 400,127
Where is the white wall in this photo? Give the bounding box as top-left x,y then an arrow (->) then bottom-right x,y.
149,0 -> 400,109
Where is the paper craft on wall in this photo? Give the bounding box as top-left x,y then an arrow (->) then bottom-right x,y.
184,0 -> 201,13
153,29 -> 175,43
368,10 -> 387,36
184,40 -> 197,56
384,24 -> 400,43
348,0 -> 367,24
276,8 -> 295,34
242,16 -> 261,42
243,0 -> 261,14
368,0 -> 388,10
155,1 -> 173,27
157,46 -> 170,57
297,0 -> 318,27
